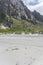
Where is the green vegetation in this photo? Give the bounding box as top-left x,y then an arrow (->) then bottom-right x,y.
0,17 -> 43,34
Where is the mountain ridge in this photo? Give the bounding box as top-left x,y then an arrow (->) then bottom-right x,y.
0,0 -> 43,25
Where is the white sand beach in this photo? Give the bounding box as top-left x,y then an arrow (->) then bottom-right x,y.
0,34 -> 43,65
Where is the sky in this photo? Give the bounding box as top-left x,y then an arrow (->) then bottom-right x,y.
22,0 -> 43,15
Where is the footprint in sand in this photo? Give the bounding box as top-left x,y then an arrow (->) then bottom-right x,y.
5,47 -> 19,52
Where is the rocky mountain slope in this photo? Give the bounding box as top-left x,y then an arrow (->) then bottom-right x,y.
0,0 -> 43,25
32,10 -> 43,23
0,0 -> 31,20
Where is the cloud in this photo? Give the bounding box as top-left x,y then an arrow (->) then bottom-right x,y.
29,0 -> 39,6
23,0 -> 43,15
28,2 -> 43,15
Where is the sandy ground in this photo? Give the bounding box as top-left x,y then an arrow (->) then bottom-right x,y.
0,34 -> 43,65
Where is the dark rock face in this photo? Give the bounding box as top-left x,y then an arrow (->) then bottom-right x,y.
32,10 -> 43,22
0,0 -> 32,20
10,0 -> 30,20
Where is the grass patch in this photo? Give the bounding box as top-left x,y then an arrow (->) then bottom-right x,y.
0,17 -> 43,34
